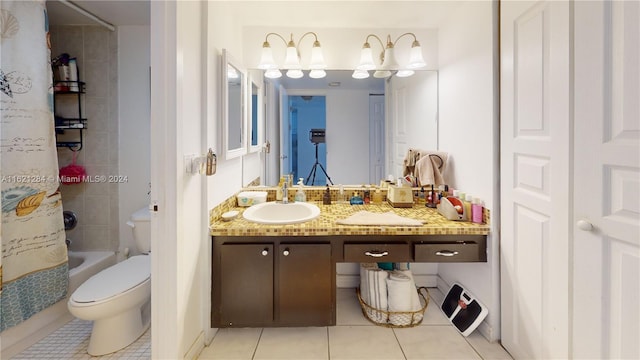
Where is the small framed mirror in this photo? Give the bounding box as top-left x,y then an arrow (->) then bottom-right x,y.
221,49 -> 247,160
248,71 -> 263,153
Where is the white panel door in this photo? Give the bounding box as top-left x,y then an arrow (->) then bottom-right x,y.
500,1 -> 570,358
369,94 -> 385,184
390,82 -> 409,179
573,1 -> 640,358
279,86 -> 290,177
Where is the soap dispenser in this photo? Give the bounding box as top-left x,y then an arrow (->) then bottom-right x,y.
294,178 -> 306,202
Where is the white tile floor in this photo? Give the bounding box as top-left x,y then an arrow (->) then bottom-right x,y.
12,288 -> 512,360
198,288 -> 513,360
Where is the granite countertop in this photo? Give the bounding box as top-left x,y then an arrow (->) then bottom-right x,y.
209,201 -> 490,237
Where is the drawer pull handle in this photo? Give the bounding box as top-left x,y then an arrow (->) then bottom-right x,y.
436,250 -> 459,257
365,250 -> 389,258
283,249 -> 290,256
261,249 -> 269,256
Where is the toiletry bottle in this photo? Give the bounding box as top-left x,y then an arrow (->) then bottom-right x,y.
372,188 -> 383,204
364,186 -> 371,204
426,184 -> 437,208
294,178 -> 306,202
418,186 -> 426,204
472,197 -> 484,223
464,194 -> 473,221
350,192 -> 364,205
276,176 -> 284,201
323,185 -> 332,205
442,185 -> 449,198
338,184 -> 345,204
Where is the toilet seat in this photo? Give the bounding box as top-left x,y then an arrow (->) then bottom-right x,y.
71,255 -> 150,304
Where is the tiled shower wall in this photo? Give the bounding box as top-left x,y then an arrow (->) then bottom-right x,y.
50,25 -> 119,252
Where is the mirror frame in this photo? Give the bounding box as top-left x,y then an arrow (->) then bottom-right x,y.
221,49 -> 247,160
247,72 -> 263,153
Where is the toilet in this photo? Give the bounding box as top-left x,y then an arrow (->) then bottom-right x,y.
68,207 -> 151,356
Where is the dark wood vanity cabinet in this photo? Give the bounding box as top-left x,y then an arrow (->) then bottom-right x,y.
212,239 -> 334,327
218,244 -> 274,327
277,244 -> 332,326
212,234 -> 486,327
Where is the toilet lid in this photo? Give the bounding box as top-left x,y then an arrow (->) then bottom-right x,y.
71,255 -> 150,303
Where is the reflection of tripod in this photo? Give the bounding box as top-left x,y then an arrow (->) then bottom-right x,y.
306,143 -> 333,185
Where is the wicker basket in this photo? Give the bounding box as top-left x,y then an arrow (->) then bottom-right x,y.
356,286 -> 430,328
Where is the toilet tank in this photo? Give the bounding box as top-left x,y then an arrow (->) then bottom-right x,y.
129,207 -> 151,253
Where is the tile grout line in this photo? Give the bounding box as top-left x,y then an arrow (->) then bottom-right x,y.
326,326 -> 331,360
251,328 -> 264,360
391,328 -> 408,360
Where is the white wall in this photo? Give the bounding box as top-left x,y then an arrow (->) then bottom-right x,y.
436,1 -> 500,341
118,25 -> 150,257
150,1 -> 210,358
326,89 -> 370,185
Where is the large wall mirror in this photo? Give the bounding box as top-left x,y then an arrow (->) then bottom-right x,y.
259,70 -> 438,186
221,49 -> 247,160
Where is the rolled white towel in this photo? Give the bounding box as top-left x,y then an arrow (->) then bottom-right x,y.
367,268 -> 388,322
386,270 -> 422,325
359,263 -> 378,306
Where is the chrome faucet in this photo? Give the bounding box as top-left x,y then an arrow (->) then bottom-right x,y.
282,182 -> 289,204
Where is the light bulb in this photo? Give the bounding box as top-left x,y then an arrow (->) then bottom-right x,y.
309,41 -> 326,70
407,41 -> 427,69
373,70 -> 392,78
283,43 -> 301,69
380,47 -> 398,70
309,69 -> 326,79
352,69 -> 370,79
357,44 -> 376,71
396,69 -> 415,77
264,69 -> 282,79
257,42 -> 277,70
286,69 -> 304,79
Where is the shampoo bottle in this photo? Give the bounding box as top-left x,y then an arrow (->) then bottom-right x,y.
294,178 -> 306,202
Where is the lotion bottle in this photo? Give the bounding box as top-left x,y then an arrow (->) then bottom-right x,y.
294,178 -> 306,202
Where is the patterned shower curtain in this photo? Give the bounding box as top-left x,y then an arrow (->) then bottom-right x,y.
0,0 -> 68,331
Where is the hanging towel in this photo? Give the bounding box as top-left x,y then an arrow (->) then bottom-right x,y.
415,151 -> 449,187
386,270 -> 423,326
402,149 -> 422,176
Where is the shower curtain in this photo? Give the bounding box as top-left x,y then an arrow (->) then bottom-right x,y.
0,0 -> 68,331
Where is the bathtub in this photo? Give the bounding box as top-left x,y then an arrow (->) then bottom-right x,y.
1,251 -> 117,359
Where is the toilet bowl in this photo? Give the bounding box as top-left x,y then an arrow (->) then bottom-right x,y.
67,206 -> 152,356
68,254 -> 150,355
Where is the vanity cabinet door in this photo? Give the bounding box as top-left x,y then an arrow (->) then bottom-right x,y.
219,244 -> 274,326
277,243 -> 333,326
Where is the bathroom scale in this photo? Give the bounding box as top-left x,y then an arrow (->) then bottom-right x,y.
441,283 -> 488,336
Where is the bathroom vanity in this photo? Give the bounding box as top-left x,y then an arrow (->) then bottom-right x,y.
210,198 -> 489,328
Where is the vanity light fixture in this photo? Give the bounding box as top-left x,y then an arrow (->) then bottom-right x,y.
353,33 -> 427,79
258,32 -> 327,79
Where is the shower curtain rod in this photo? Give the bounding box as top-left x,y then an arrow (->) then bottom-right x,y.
57,0 -> 115,31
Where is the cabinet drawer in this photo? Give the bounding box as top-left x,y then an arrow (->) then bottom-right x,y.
344,243 -> 411,262
415,242 -> 485,262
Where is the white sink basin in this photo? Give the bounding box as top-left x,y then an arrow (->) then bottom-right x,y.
242,201 -> 321,225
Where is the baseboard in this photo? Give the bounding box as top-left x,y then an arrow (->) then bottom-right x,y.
183,331 -> 205,360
